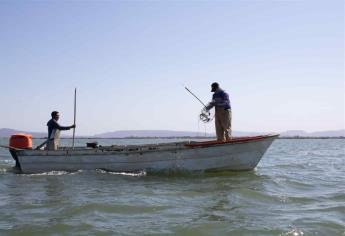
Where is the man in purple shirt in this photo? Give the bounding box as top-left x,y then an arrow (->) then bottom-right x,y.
205,82 -> 232,141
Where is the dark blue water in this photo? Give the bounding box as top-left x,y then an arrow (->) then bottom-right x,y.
0,138 -> 344,235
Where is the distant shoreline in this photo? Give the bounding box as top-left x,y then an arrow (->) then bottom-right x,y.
27,136 -> 345,140
2,128 -> 344,139
277,136 -> 345,139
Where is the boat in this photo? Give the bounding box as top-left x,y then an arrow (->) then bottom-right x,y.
5,134 -> 279,174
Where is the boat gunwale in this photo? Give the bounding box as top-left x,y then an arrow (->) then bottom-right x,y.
185,134 -> 279,148
13,134 -> 279,157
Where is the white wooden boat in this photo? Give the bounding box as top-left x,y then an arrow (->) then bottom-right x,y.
8,134 -> 279,174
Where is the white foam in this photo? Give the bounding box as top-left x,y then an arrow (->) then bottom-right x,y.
96,169 -> 146,176
22,170 -> 83,176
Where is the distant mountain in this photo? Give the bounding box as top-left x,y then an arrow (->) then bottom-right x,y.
280,130 -> 308,137
94,130 -> 265,138
1,128 -> 344,138
280,129 -> 345,137
0,128 -> 46,138
94,130 -> 214,138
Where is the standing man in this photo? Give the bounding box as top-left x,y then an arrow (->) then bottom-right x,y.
205,82 -> 232,141
46,111 -> 75,150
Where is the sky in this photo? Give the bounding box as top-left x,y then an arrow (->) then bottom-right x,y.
0,0 -> 344,136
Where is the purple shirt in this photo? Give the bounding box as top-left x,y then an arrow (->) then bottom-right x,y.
206,89 -> 231,110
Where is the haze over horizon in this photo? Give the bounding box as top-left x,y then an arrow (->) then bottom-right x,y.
1,1 -> 344,136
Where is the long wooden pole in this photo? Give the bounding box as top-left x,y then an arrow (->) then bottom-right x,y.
184,86 -> 207,108
72,88 -> 76,149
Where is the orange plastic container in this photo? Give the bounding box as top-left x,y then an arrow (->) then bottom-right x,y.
9,133 -> 33,149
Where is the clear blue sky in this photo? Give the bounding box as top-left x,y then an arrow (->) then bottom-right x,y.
0,0 -> 344,135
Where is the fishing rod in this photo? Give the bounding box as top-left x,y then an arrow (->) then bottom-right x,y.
184,86 -> 212,123
184,86 -> 207,108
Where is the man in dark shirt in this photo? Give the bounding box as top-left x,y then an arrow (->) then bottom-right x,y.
205,82 -> 232,141
46,111 -> 75,150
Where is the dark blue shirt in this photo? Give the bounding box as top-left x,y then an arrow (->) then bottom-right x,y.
47,119 -> 71,140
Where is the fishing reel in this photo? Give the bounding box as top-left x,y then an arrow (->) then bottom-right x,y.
200,108 -> 212,123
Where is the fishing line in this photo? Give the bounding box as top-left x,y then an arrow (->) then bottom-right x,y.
197,116 -> 200,137
204,122 -> 207,137
183,85 -> 214,124
197,115 -> 208,137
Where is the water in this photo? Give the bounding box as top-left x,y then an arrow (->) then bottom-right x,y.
0,138 -> 344,235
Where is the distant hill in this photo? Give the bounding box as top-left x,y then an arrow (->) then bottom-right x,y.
280,129 -> 345,137
94,130 -> 265,138
1,128 -> 344,138
94,130 -> 214,138
0,128 -> 46,138
0,128 -> 261,138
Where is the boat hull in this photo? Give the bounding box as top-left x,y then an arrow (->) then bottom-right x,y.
10,135 -> 278,174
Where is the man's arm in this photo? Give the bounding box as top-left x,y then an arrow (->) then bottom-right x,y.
205,101 -> 215,111
205,94 -> 216,111
54,121 -> 75,131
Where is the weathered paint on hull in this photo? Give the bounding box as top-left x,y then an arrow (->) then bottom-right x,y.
12,135 -> 277,174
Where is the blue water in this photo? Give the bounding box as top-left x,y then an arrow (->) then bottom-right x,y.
0,138 -> 344,235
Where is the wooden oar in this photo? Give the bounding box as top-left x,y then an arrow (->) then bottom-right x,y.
72,88 -> 77,149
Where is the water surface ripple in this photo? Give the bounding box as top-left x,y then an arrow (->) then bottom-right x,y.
0,138 -> 344,235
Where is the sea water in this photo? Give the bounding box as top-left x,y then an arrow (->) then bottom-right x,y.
0,138 -> 344,235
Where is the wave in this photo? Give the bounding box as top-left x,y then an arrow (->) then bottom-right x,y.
0,168 -> 9,174
21,170 -> 83,176
96,169 -> 146,177
281,228 -> 305,236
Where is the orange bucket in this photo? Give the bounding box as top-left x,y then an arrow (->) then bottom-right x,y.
9,133 -> 33,149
